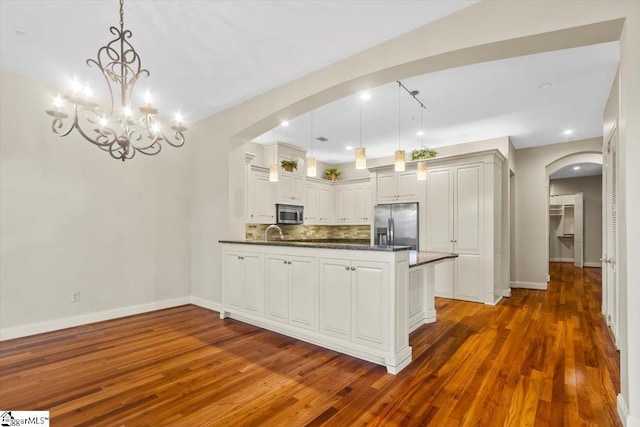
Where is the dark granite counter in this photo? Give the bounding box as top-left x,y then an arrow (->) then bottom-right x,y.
219,240 -> 411,252
409,251 -> 458,267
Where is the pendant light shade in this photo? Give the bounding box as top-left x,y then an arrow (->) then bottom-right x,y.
307,156 -> 317,177
395,150 -> 405,172
355,147 -> 367,169
417,161 -> 427,180
269,164 -> 278,182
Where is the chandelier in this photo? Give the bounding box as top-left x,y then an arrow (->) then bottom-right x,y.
46,0 -> 186,161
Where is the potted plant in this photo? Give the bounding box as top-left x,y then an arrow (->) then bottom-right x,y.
280,159 -> 298,172
410,148 -> 437,160
324,167 -> 341,181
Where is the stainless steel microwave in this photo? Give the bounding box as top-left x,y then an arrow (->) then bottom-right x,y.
277,204 -> 304,225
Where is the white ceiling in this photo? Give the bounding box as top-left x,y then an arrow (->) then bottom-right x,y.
0,0 -> 476,121
0,1 -> 618,165
550,162 -> 602,180
254,42 -> 619,164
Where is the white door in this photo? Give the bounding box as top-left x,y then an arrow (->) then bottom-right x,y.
223,252 -> 243,309
318,185 -> 334,224
265,255 -> 290,323
377,172 -> 397,203
454,164 -> 483,302
305,183 -> 319,224
242,253 -> 264,315
427,167 -> 455,298
397,170 -> 419,201
318,258 -> 351,339
289,256 -> 317,330
354,184 -> 371,223
249,170 -> 275,224
351,260 -> 389,349
604,128 -> 618,343
573,193 -> 584,268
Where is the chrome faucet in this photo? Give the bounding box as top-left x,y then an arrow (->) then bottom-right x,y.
264,224 -> 284,242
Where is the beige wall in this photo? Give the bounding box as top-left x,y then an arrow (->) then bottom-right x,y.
513,138 -> 602,286
0,71 -> 192,337
549,176 -> 603,265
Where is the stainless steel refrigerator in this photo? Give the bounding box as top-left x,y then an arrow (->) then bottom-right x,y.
373,202 -> 419,249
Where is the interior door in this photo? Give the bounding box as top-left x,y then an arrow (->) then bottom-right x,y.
604,128 -> 618,344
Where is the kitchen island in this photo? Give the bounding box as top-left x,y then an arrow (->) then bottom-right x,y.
219,240 -> 455,374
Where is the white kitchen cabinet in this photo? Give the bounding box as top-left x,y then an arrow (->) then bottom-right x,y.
265,254 -> 317,330
223,250 -> 264,316
335,181 -> 371,225
305,179 -> 334,225
247,167 -> 276,224
426,150 -> 504,304
376,168 -> 420,203
354,183 -> 372,223
278,173 -> 304,204
221,243 -> 411,374
318,257 -> 389,350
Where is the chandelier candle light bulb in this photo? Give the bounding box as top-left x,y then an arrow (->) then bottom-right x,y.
45,0 -> 186,161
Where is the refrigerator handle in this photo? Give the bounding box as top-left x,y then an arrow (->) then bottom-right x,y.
389,218 -> 394,245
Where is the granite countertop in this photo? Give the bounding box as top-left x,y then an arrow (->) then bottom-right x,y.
409,251 -> 458,267
219,240 -> 412,252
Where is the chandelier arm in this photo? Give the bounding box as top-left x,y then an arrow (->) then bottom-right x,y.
163,130 -> 186,148
51,116 -> 77,138
73,108 -> 118,148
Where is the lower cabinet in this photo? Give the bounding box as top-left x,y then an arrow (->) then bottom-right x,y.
318,258 -> 389,350
265,254 -> 317,331
223,250 -> 264,316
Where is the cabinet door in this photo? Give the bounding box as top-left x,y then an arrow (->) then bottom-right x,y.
318,258 -> 351,340
289,256 -> 317,330
351,260 -> 389,349
455,254 -> 482,302
455,164 -> 482,254
335,186 -> 355,223
454,164 -> 483,302
265,255 -> 290,323
277,174 -> 294,203
242,253 -> 264,315
427,168 -> 453,252
433,259 -> 454,298
408,268 -> 424,327
292,176 -> 305,203
377,172 -> 397,203
397,170 -> 419,201
248,170 -> 275,224
318,185 -> 334,224
354,184 -> 372,224
305,183 -> 319,224
223,252 -> 244,309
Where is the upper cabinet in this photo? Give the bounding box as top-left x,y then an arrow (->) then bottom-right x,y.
278,173 -> 305,204
247,166 -> 276,224
376,168 -> 421,203
305,179 -> 334,224
335,180 -> 371,225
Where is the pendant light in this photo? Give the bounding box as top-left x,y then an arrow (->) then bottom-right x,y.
417,99 -> 427,180
269,129 -> 278,182
395,82 -> 405,172
307,112 -> 317,177
355,93 -> 368,169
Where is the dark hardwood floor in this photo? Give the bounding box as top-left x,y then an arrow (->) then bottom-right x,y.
0,263 -> 619,426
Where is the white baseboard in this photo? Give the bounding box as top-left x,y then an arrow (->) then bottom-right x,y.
617,393 -> 640,426
502,288 -> 512,298
550,258 -> 574,262
485,295 -> 503,306
510,281 -> 548,290
0,296 -> 191,341
190,296 -> 224,313
584,261 -> 602,268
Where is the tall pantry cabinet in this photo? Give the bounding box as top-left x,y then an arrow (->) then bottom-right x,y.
426,150 -> 505,304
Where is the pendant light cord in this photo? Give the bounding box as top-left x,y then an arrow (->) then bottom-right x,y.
398,82 -> 401,150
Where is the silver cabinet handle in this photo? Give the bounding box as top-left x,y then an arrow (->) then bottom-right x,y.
288,261 -> 292,265
344,266 -> 349,271
283,260 -> 287,264
351,267 -> 356,271
238,256 -> 244,260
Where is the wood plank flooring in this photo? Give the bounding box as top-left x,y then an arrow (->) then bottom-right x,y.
0,263 -> 619,426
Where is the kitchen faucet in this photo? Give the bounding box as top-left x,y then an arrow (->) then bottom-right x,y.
264,224 -> 284,242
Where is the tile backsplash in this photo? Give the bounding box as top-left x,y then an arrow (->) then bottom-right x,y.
246,224 -> 371,241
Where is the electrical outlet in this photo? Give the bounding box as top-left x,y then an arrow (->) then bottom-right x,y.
71,292 -> 80,303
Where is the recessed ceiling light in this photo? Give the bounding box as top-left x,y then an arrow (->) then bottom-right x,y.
416,130 -> 425,136
281,121 -> 289,127
360,92 -> 371,101
345,146 -> 353,151
563,129 -> 574,135
539,82 -> 552,89
573,166 -> 581,170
